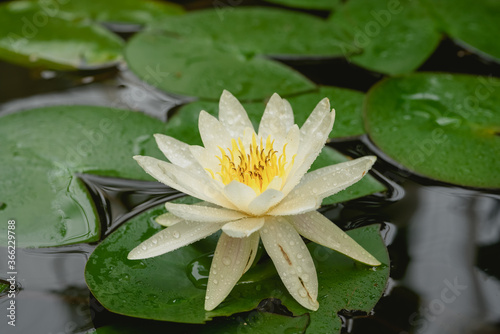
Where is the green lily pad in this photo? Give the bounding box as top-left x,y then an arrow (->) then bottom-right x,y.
151,7 -> 348,58
85,203 -> 389,332
425,0 -> 500,62
125,31 -> 315,101
263,0 -> 341,10
0,1 -> 123,70
364,72 -> 500,188
0,106 -> 168,247
38,0 -> 184,25
329,0 -> 441,75
90,311 -> 309,334
0,282 -> 8,294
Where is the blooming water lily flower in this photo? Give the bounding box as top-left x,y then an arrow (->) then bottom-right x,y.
128,90 -> 381,311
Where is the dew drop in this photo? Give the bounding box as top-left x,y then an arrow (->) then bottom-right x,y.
222,257 -> 231,266
302,274 -> 309,282
297,253 -> 303,259
289,241 -> 295,246
213,279 -> 218,285
298,288 -> 307,298
172,231 -> 180,239
151,238 -> 158,245
141,245 -> 147,251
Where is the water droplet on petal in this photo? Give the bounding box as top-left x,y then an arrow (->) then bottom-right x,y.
289,241 -> 295,246
298,288 -> 307,298
141,245 -> 147,251
172,231 -> 180,239
222,257 -> 231,266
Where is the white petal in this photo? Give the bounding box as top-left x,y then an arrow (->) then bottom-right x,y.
134,155 -> 235,209
247,189 -> 285,216
128,221 -> 224,259
198,110 -> 232,150
300,97 -> 331,138
258,93 -> 292,141
223,181 -> 257,212
282,99 -> 295,132
218,90 -> 254,137
222,217 -> 265,238
259,217 -> 319,311
205,232 -> 260,311
281,106 -> 335,196
164,202 -> 247,223
267,197 -> 318,216
155,212 -> 182,227
287,211 -> 381,266
154,134 -> 198,169
270,156 -> 376,215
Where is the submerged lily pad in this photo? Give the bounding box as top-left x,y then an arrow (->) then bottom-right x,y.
364,73 -> 500,188
151,7 -> 348,58
170,86 -> 365,140
329,0 -> 441,75
0,1 -> 123,70
41,0 -> 184,25
425,0 -> 500,62
125,32 -> 315,100
85,203 -> 389,332
0,106 -> 167,247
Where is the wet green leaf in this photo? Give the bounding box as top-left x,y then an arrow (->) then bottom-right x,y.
263,0 -> 341,10
425,0 -> 500,62
0,1 -> 123,70
85,203 -> 389,332
364,72 -> 500,188
329,0 -> 441,75
0,106 -> 167,247
125,32 -> 315,100
198,311 -> 310,334
40,0 -> 184,25
151,7 -> 348,58
90,311 -> 309,334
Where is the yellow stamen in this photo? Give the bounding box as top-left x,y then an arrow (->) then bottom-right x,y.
207,133 -> 295,194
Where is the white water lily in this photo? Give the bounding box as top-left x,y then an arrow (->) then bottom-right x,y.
128,90 -> 381,311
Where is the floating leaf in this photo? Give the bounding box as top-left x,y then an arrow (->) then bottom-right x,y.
263,0 -> 341,10
329,0 -> 441,75
425,0 -> 500,62
125,32 -> 315,100
0,106 -> 167,247
364,73 -> 500,188
0,282 -> 8,295
151,7 -> 348,58
42,0 -> 184,25
0,1 -> 123,70
85,203 -> 389,332
90,312 -> 309,334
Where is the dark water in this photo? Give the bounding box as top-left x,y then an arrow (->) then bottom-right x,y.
1,12 -> 500,334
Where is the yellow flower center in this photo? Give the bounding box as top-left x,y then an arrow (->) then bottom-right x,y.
206,134 -> 295,194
